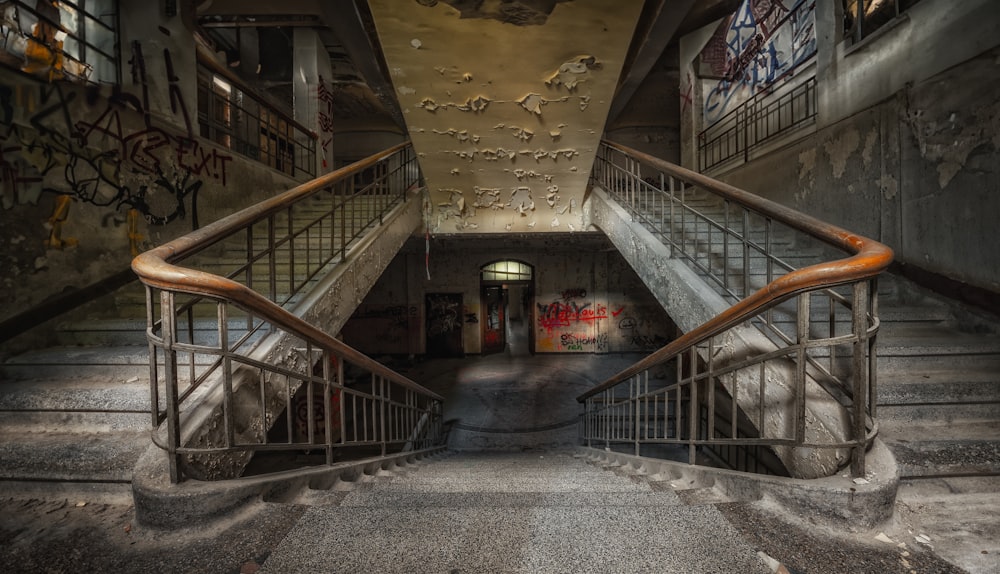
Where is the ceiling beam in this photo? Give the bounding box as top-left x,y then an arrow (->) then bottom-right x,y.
316,0 -> 405,130
606,0 -> 697,124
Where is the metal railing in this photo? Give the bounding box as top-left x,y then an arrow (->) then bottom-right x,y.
581,141 -> 893,478
132,142 -> 441,483
197,46 -> 316,180
699,76 -> 817,173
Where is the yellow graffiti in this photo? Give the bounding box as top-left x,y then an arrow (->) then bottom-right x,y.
22,23 -> 65,82
127,208 -> 144,256
44,194 -> 77,249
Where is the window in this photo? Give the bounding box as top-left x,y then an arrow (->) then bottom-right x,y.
481,261 -> 533,282
843,0 -> 921,44
0,0 -> 118,83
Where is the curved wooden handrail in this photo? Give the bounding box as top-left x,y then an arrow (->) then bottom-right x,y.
577,140 -> 894,402
132,142 -> 442,401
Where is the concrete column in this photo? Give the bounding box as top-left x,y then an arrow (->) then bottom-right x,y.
293,29 -> 334,174
118,0 -> 198,137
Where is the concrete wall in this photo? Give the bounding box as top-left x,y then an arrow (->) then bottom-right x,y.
605,46 -> 681,163
712,47 -> 1000,294
0,4 -> 304,327
678,0 -> 1000,295
340,234 -> 677,356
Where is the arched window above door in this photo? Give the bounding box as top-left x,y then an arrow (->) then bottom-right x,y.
480,260 -> 532,282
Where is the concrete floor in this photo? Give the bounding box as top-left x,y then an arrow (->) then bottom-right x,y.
0,349 -> 994,572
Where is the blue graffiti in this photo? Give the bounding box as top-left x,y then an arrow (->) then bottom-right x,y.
704,0 -> 817,124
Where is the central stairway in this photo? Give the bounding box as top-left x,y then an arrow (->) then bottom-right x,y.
260,450 -> 772,573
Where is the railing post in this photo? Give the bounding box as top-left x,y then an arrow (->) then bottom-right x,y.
796,294 -> 810,444
324,350 -> 335,465
688,347 -> 698,465
632,375 -> 640,456
380,375 -> 387,456
160,290 -> 182,484
869,278 -> 880,420
851,281 -> 869,477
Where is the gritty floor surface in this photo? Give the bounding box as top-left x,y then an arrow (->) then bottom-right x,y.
0,489 -> 977,574
0,352 -> 993,573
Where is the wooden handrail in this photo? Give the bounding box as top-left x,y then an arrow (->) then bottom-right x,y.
132,142 -> 442,401
577,140 -> 894,402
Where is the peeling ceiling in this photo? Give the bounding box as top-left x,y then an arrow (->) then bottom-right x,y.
193,0 -> 740,230
368,0 -> 644,234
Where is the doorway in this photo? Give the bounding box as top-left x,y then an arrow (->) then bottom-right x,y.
480,260 -> 534,356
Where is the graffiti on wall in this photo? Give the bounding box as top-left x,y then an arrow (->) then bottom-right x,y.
0,40 -> 232,247
537,300 -> 609,331
316,75 -> 334,170
701,0 -> 817,124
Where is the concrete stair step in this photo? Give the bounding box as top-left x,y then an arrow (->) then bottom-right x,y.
877,402 -> 1000,424
0,429 -> 149,482
337,490 -> 681,508
371,474 -> 652,493
878,371 -> 1000,405
880,422 -> 1000,478
52,317 -> 259,341
2,346 -> 157,367
0,410 -> 149,433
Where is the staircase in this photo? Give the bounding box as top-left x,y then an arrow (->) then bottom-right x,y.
0,312 -> 150,503
599,165 -> 1000,483
259,450 -> 773,573
593,148 -> 1000,572
0,181 -> 413,498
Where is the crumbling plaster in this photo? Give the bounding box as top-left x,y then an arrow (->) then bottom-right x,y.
676,0 -> 1000,295
709,47 -> 1000,295
367,0 -> 642,234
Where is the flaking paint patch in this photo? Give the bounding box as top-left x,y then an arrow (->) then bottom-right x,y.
877,174 -> 898,200
904,98 -> 1000,188
823,128 -> 860,180
798,148 -> 816,181
862,128 -> 877,168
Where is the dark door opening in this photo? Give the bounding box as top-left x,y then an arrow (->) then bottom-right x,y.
481,285 -> 506,355
480,261 -> 534,356
426,293 -> 463,357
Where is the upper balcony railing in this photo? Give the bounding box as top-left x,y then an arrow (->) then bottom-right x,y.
197,45 -> 317,181
581,141 -> 893,478
131,142 -> 441,483
698,76 -> 817,173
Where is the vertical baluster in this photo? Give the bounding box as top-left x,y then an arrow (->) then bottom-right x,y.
688,347 -> 698,465
869,278 -> 879,420
707,337 -> 715,441
146,286 -> 160,428
381,376 -> 387,456
851,281 -> 869,477
796,294 -> 810,443
324,348 -> 334,465
161,290 -> 181,483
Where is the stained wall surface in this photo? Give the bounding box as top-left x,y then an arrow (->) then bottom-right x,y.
678,0 -> 1000,295
367,0 -> 642,234
0,65 -> 299,326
